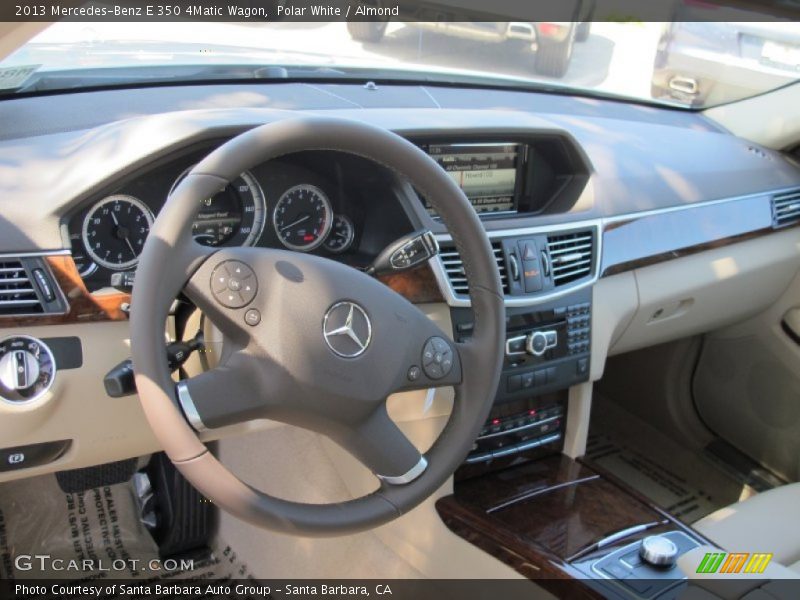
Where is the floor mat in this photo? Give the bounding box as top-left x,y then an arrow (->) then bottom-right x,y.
0,472 -> 250,581
585,397 -> 758,524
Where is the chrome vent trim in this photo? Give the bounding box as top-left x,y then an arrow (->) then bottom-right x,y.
547,230 -> 595,287
772,189 -> 800,228
0,259 -> 43,315
439,241 -> 508,295
431,220 -> 602,308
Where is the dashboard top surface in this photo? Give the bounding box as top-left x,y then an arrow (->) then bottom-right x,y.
1,82 -> 800,253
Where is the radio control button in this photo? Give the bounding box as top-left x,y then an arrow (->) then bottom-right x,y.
505,335 -> 527,356
534,370 -> 547,387
521,372 -> 535,388
527,331 -> 548,356
577,358 -> 589,376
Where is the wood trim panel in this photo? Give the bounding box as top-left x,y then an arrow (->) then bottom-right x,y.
578,457 -> 715,546
0,256 -> 442,329
436,455 -> 702,595
601,195 -> 780,277
0,255 -> 130,327
378,263 -> 444,304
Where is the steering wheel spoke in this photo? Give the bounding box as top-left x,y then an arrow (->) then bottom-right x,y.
329,405 -> 426,486
176,350 -> 273,431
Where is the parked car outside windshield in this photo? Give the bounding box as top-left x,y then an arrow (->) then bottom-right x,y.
0,19 -> 798,107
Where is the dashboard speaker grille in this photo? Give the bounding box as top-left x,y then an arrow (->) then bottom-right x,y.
440,241 -> 508,295
772,189 -> 800,228
547,230 -> 595,287
0,259 -> 43,315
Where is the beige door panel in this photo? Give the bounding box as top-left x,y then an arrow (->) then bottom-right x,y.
0,322 -> 160,483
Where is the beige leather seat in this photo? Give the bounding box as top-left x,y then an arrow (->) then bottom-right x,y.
694,483 -> 800,573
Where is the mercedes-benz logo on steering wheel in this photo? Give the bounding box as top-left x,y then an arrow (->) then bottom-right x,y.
323,301 -> 372,358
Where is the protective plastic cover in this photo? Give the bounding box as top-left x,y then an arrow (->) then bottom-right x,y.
0,473 -> 250,580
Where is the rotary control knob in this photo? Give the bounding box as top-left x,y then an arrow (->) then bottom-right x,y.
526,331 -> 548,356
639,535 -> 679,568
0,336 -> 56,403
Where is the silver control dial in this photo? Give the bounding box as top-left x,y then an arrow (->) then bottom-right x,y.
0,350 -> 40,390
527,331 -> 549,356
639,535 -> 679,568
0,336 -> 56,404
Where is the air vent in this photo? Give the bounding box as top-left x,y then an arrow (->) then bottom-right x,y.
0,259 -> 43,315
772,189 -> 800,228
546,230 -> 595,287
440,241 -> 509,295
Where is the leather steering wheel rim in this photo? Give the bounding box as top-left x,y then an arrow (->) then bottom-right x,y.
130,116 -> 505,536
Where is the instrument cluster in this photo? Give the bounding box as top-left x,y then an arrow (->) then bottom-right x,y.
67,152 -> 365,291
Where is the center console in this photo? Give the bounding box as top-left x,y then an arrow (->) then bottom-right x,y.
438,273 -> 710,597
419,135 -> 710,598
450,287 -> 592,472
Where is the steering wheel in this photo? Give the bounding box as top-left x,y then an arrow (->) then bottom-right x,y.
129,117 -> 505,536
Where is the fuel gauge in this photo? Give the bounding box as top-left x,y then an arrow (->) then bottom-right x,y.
323,215 -> 355,254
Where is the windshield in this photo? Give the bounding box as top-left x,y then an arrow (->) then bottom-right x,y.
1,20 -> 799,108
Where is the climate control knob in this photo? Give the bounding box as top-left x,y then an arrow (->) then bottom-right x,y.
0,336 -> 56,403
527,331 -> 548,356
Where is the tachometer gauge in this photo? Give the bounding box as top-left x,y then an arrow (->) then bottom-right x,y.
82,195 -> 154,270
273,184 -> 333,251
323,214 -> 355,254
171,168 -> 266,247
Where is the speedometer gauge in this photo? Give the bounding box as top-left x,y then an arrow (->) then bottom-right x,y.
170,168 -> 266,247
273,184 -> 333,251
82,195 -> 154,270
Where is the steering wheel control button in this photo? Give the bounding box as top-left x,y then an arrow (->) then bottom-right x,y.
639,535 -> 679,568
407,366 -> 421,381
210,261 -> 257,308
244,309 -> 261,327
422,336 -> 453,380
0,336 -> 56,404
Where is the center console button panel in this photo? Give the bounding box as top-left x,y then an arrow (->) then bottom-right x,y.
458,395 -> 566,479
589,531 -> 700,598
452,287 -> 592,405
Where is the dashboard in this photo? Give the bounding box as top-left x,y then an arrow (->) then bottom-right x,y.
1,80 -> 800,485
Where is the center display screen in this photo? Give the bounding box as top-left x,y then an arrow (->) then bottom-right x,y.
425,143 -> 521,216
